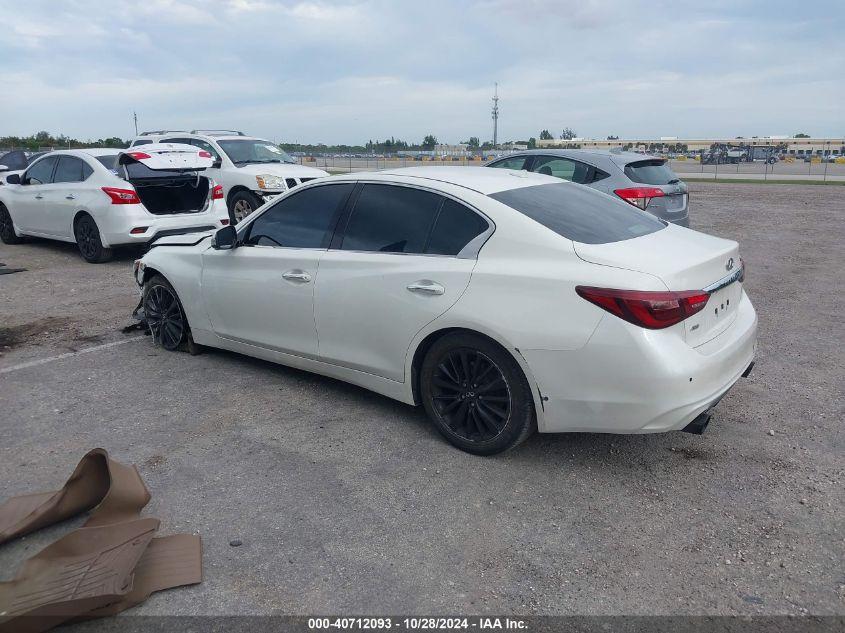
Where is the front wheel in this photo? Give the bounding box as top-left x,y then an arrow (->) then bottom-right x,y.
0,203 -> 22,244
229,191 -> 263,225
420,332 -> 536,455
143,275 -> 187,351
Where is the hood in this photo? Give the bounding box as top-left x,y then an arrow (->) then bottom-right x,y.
234,162 -> 329,178
119,143 -> 214,172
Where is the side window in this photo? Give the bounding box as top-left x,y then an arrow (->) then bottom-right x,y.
162,137 -> 195,146
531,156 -> 591,183
341,184 -> 442,254
53,156 -> 85,183
190,139 -> 221,161
82,161 -> 94,179
245,183 -> 354,248
426,199 -> 489,256
131,139 -> 153,146
489,156 -> 528,171
22,156 -> 58,185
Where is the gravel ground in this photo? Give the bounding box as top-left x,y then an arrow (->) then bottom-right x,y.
0,182 -> 842,621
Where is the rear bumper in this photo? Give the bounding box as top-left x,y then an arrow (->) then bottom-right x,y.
97,206 -> 229,247
525,289 -> 757,434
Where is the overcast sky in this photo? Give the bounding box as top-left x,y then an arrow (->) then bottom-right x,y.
1,0 -> 843,144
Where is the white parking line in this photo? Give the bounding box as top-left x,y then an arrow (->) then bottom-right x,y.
0,336 -> 146,375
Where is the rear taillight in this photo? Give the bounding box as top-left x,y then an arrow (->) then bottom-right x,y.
614,187 -> 665,210
576,286 -> 710,329
126,151 -> 151,160
212,184 -> 224,200
198,150 -> 213,158
102,187 -> 141,205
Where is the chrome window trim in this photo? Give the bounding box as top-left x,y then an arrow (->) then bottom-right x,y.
703,267 -> 744,294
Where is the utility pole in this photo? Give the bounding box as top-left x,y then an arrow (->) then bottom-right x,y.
133,111 -> 138,136
491,82 -> 499,149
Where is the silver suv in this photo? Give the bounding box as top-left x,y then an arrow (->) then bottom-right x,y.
486,149 -> 689,226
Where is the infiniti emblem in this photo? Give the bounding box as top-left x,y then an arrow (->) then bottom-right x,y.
726,257 -> 734,271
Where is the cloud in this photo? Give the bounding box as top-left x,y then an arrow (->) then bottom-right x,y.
1,0 -> 843,143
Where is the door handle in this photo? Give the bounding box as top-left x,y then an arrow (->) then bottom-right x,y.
34,194 -> 44,200
65,194 -> 76,200
406,280 -> 445,295
282,270 -> 312,283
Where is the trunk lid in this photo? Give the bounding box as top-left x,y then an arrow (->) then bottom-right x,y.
574,225 -> 742,346
618,158 -> 689,218
119,143 -> 214,172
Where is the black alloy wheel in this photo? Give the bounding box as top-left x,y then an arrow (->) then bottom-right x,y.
73,215 -> 112,263
431,348 -> 511,442
421,332 -> 535,455
143,278 -> 186,351
0,204 -> 21,244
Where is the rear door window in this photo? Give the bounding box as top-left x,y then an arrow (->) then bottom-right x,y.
245,183 -> 354,248
489,182 -> 665,245
23,155 -> 58,185
96,154 -> 119,171
624,160 -> 678,185
341,184 -> 442,254
531,156 -> 591,184
53,156 -> 86,183
488,156 -> 529,171
425,199 -> 489,256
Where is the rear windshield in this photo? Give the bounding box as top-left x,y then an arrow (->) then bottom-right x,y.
624,159 -> 678,185
489,183 -> 665,245
96,154 -> 119,170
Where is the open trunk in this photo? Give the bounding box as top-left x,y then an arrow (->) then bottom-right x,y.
574,225 -> 743,347
119,144 -> 214,215
132,176 -> 210,214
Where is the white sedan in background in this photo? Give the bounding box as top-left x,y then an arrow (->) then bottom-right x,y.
0,145 -> 231,262
134,167 -> 757,454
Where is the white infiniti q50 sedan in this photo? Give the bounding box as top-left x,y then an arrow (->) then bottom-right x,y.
133,167 -> 757,454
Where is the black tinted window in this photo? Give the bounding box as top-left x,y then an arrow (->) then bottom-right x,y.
246,183 -> 353,248
489,156 -> 528,170
490,183 -> 664,245
426,199 -> 488,255
53,156 -> 86,183
96,154 -> 119,171
132,139 -> 153,146
0,150 -> 28,171
342,184 -> 441,254
23,156 -> 58,185
624,160 -> 678,185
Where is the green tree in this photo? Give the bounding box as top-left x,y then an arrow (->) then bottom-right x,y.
561,127 -> 577,140
466,136 -> 480,149
794,133 -> 810,138
422,134 -> 437,150
527,137 -> 537,149
539,129 -> 553,140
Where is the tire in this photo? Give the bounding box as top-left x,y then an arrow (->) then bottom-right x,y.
143,275 -> 188,351
420,332 -> 536,455
73,214 -> 113,263
229,190 -> 262,225
0,203 -> 22,244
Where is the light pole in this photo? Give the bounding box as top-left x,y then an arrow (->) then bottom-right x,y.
491,83 -> 499,150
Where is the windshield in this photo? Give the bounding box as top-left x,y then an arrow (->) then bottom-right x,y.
217,139 -> 296,165
489,183 -> 665,245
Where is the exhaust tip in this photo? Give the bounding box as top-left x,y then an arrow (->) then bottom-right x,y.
682,411 -> 712,435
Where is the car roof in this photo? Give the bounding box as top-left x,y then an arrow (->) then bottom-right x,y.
136,132 -> 266,143
340,166 -> 563,195
501,148 -> 661,167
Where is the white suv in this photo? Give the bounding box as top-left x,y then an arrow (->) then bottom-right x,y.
129,130 -> 329,223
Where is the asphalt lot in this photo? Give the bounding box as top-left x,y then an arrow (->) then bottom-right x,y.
0,182 -> 842,621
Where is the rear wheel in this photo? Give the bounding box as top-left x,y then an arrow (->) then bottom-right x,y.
74,214 -> 112,263
229,190 -> 262,224
143,275 -> 187,351
420,332 -> 535,455
0,203 -> 22,244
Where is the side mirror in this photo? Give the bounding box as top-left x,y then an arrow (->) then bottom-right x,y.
5,173 -> 21,185
212,225 -> 238,250
211,159 -> 222,169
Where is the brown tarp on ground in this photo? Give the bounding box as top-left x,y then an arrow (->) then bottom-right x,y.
0,449 -> 202,633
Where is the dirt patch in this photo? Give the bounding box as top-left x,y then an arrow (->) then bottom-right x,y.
0,316 -> 72,349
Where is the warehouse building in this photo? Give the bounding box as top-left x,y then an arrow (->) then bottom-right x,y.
536,136 -> 845,156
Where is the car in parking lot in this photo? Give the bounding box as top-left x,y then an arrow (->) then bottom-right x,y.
134,167 -> 756,455
0,150 -> 49,185
0,144 -> 230,262
486,149 -> 691,226
130,130 -> 329,223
